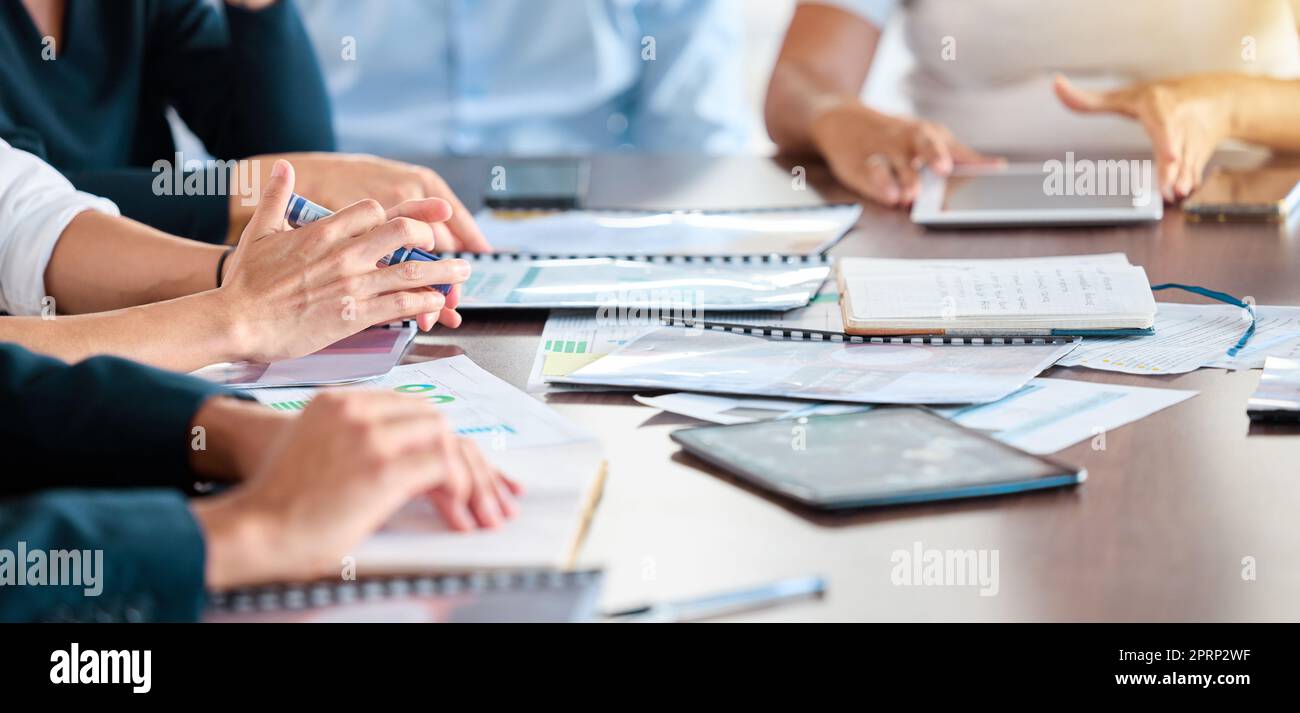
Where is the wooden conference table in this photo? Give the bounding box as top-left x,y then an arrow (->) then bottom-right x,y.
402,154 -> 1300,622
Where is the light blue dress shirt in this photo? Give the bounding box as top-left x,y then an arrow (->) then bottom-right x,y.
297,0 -> 753,156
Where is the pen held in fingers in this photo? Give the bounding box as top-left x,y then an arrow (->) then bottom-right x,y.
285,192 -> 455,295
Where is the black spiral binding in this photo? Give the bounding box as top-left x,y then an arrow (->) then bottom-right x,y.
656,318 -> 1078,347
433,252 -> 835,265
207,569 -> 602,614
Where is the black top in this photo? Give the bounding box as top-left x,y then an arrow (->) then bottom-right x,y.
0,341 -> 236,621
0,0 -> 335,243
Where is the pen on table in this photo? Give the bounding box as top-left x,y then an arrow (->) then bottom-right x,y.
284,192 -> 454,295
604,575 -> 826,623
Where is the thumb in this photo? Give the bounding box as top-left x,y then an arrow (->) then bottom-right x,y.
246,159 -> 295,237
1053,73 -> 1130,117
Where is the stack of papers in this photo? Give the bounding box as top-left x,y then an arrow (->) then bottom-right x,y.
836,253 -> 1157,336
1057,303 -> 1300,374
551,326 -> 1077,405
476,206 -> 861,256
458,255 -> 832,311
250,356 -> 605,572
635,377 -> 1197,455
524,289 -> 846,392
192,324 -> 416,389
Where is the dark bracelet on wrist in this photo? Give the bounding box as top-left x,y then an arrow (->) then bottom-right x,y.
216,247 -> 235,288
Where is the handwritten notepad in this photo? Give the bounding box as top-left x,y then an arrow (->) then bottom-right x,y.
836,254 -> 1157,336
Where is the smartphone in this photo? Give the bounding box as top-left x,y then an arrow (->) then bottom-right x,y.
483,158 -> 590,210
1184,166 -> 1300,222
670,408 -> 1085,510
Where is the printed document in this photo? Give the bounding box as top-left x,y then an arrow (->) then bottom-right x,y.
554,327 -> 1078,405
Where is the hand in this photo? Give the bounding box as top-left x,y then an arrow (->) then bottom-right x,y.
191,391 -> 523,589
809,101 -> 1001,207
233,152 -> 491,252
1054,73 -> 1234,202
217,159 -> 472,363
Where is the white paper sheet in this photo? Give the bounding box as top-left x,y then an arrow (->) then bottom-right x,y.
1056,303 -> 1300,374
249,356 -> 604,572
525,287 -> 845,392
935,378 -> 1197,454
458,256 -> 831,311
525,311 -> 657,392
840,254 -> 1157,326
192,324 -> 415,389
633,392 -> 868,425
251,356 -> 592,450
555,327 -> 1077,405
476,206 -> 860,256
638,377 -> 1196,454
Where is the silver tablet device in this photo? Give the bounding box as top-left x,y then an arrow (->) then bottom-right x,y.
911,163 -> 1163,227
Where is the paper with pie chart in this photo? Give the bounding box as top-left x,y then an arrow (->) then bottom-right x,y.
554,327 -> 1078,404
249,355 -> 603,572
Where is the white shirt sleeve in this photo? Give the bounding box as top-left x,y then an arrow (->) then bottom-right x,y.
799,0 -> 897,28
0,139 -> 119,316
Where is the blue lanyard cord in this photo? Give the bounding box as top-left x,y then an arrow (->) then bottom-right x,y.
1150,283 -> 1258,357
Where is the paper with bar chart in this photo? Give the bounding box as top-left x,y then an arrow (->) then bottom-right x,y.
525,288 -> 845,392
251,355 -> 604,571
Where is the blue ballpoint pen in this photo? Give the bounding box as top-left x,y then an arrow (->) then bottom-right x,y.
284,192 -> 453,295
604,575 -> 827,622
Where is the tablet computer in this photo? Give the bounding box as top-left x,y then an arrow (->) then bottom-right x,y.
911,163 -> 1162,227
669,408 -> 1085,510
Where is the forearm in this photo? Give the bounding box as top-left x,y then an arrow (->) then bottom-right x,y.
1222,75 -> 1300,151
221,2 -> 335,156
766,61 -> 873,154
188,396 -> 291,483
44,210 -> 224,313
0,290 -> 245,372
763,4 -> 880,155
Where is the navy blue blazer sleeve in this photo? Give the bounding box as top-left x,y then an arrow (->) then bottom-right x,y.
0,343 -> 227,497
0,489 -> 206,622
63,0 -> 336,243
143,0 -> 335,158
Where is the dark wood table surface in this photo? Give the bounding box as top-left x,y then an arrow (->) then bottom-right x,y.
402,154 -> 1300,621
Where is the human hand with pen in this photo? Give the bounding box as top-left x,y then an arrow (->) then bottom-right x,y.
216,159 -> 470,364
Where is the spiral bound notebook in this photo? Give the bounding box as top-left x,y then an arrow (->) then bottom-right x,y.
551,326 -> 1079,405
442,252 -> 834,311
475,204 -> 862,256
204,569 -> 604,623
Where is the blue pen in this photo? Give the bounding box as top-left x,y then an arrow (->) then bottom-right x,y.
604,575 -> 826,622
284,193 -> 453,296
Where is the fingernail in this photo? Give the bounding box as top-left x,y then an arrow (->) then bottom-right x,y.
271,160 -> 287,180
453,260 -> 471,279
